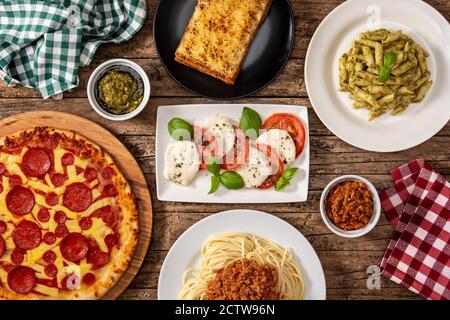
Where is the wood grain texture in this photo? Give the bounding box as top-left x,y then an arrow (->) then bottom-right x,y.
0,111 -> 152,300
0,0 -> 448,300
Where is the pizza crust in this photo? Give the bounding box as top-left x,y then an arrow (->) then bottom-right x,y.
0,127 -> 139,300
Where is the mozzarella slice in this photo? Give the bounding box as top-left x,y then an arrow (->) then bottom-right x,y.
256,129 -> 296,166
236,145 -> 273,189
202,116 -> 235,158
164,141 -> 200,186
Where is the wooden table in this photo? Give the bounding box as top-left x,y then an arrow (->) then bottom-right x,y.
0,0 -> 448,300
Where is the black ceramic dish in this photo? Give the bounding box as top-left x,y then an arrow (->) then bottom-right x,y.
153,0 -> 295,100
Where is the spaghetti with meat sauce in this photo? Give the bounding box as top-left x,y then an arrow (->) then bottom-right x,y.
206,259 -> 280,300
325,181 -> 374,231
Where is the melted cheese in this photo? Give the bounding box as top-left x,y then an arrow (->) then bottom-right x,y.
66,219 -> 81,233
34,284 -> 59,296
84,218 -> 113,252
81,198 -> 116,217
27,179 -> 52,193
53,149 -> 65,174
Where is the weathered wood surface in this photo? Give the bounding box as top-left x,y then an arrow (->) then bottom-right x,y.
0,0 -> 448,300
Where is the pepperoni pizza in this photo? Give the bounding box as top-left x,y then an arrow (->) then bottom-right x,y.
0,127 -> 138,299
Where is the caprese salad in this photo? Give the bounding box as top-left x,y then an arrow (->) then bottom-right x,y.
163,107 -> 306,194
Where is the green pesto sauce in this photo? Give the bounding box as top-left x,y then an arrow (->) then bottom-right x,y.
97,70 -> 143,115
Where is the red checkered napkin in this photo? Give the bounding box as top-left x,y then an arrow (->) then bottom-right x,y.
379,160 -> 450,300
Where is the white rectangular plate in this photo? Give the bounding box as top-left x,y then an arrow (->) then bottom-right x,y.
156,104 -> 309,203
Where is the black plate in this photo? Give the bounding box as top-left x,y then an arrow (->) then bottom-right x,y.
153,0 -> 294,100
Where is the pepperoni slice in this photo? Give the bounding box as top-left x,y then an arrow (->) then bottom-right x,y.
82,273 -> 96,286
75,166 -> 84,175
0,236 -> 5,258
45,192 -> 58,206
0,221 -> 7,233
43,134 -> 59,150
7,266 -> 36,294
21,148 -> 51,177
79,217 -> 92,230
87,239 -> 110,269
0,184 -> 3,194
9,175 -> 22,187
105,234 -> 118,249
54,211 -> 67,224
42,232 -> 56,245
63,183 -> 92,212
55,225 -> 68,238
102,184 -> 117,197
0,163 -> 5,175
37,208 -> 50,222
11,249 -> 25,265
37,278 -> 57,288
50,173 -> 66,187
6,186 -> 35,216
102,167 -> 114,180
60,233 -> 89,262
93,206 -> 116,227
88,250 -> 109,270
44,264 -> 58,277
84,167 -> 97,181
43,250 -> 56,263
12,220 -> 41,250
61,153 -> 74,166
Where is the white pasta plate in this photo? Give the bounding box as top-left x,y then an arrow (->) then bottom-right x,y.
158,210 -> 326,300
305,0 -> 450,152
155,104 -> 309,203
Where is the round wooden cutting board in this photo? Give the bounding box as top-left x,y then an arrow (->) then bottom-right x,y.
0,111 -> 152,300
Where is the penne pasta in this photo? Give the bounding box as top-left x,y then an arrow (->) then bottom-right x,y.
339,29 -> 432,120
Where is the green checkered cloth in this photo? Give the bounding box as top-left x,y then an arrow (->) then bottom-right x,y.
0,0 -> 146,98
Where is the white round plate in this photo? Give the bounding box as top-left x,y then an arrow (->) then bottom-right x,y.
305,0 -> 450,152
158,210 -> 326,300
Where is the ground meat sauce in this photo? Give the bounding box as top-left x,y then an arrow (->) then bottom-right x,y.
325,180 -> 374,231
206,259 -> 280,300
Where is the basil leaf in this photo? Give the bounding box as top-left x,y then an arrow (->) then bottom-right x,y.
378,65 -> 391,83
168,118 -> 193,141
283,167 -> 298,180
239,107 -> 261,140
220,171 -> 245,190
275,177 -> 288,192
384,52 -> 397,67
207,158 -> 221,176
275,167 -> 299,192
208,175 -> 221,194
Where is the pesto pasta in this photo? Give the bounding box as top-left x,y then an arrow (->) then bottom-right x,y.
339,29 -> 432,120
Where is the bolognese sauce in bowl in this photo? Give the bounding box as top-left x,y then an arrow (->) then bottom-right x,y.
319,175 -> 381,238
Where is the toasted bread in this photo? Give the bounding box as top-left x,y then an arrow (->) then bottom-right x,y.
175,0 -> 273,85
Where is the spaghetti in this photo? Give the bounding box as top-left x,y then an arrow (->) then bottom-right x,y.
178,232 -> 305,300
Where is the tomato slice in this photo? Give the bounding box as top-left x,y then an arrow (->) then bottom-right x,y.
221,127 -> 249,171
256,144 -> 284,189
262,113 -> 306,158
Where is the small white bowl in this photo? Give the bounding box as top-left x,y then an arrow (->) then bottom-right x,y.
319,175 -> 381,238
87,59 -> 150,121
